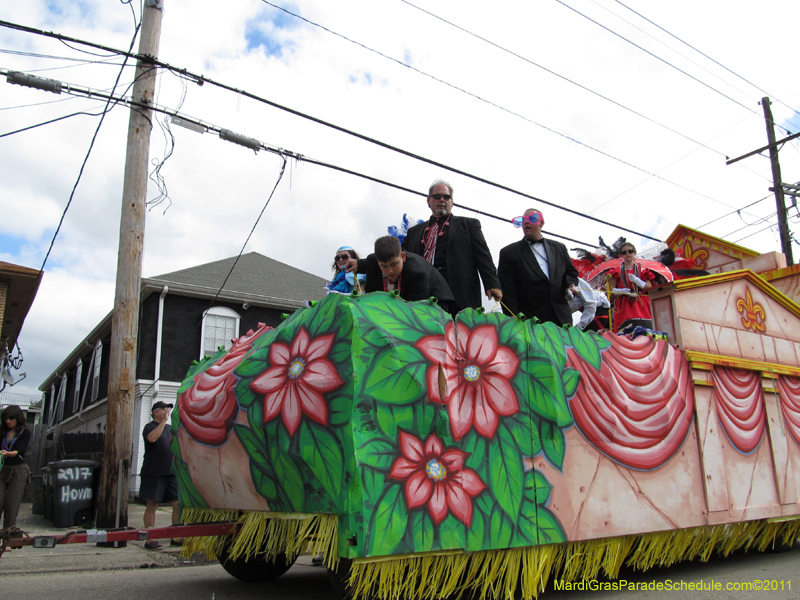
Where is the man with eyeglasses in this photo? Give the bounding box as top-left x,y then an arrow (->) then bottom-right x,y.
498,208 -> 579,325
401,180 -> 502,314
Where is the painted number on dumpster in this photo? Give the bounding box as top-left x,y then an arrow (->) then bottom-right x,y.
57,467 -> 93,481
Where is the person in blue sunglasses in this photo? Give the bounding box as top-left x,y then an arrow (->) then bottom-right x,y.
498,208 -> 579,325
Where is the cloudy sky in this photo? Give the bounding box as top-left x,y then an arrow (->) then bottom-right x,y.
2,0 -> 800,396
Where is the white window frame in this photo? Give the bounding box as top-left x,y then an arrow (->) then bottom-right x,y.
200,307 -> 240,359
72,358 -> 83,413
91,341 -> 103,401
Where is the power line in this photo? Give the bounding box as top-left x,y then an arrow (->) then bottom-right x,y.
397,0 -> 727,159
4,71 -> 597,248
611,0 -> 800,124
0,24 -> 662,242
695,194 -> 771,229
553,0 -> 764,119
256,1 -> 730,211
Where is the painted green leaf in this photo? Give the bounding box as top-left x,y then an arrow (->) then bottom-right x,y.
328,338 -> 353,367
367,484 -> 408,557
308,295 -> 340,336
361,467 -> 385,508
474,492 -> 494,518
235,380 -> 258,409
250,465 -> 278,500
438,513 -> 465,550
375,404 -> 399,440
233,424 -> 270,469
536,506 -> 567,544
234,347 -> 270,378
489,506 -> 514,548
411,510 -> 435,553
533,471 -> 553,505
506,417 -> 540,457
534,322 -> 567,372
357,297 -> 440,342
414,401 -> 437,440
513,498 -> 538,546
299,421 -> 344,501
540,420 -> 566,471
518,358 -> 572,427
328,393 -> 353,429
568,326 -> 602,372
488,422 -> 525,520
466,507 -> 486,551
462,431 -> 488,477
170,436 -> 207,508
357,438 -> 397,471
562,367 -> 581,399
269,425 -> 305,511
593,333 -> 613,351
364,345 -> 427,405
247,398 -> 265,433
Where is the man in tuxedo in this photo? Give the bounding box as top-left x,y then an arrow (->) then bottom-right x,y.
402,180 -> 502,314
498,208 -> 579,325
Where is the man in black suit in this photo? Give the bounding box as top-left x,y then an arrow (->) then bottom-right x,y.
347,236 -> 455,313
498,208 -> 579,325
402,180 -> 502,314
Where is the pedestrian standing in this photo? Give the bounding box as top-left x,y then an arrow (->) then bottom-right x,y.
139,401 -> 181,549
0,405 -> 32,529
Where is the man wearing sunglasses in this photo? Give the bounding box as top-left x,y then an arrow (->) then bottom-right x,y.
401,180 -> 502,314
498,208 -> 579,326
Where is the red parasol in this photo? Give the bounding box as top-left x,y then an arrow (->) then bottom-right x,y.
586,258 -> 674,289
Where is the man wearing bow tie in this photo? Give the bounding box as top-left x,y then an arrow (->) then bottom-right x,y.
497,208 -> 579,325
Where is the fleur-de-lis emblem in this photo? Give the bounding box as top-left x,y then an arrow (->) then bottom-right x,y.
683,241 -> 708,270
736,288 -> 766,333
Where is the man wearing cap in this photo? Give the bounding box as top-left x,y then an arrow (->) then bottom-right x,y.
402,179 -> 502,314
139,401 -> 180,549
498,208 -> 579,325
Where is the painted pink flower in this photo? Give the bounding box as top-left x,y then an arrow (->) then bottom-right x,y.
417,323 -> 520,440
179,323 -> 272,446
250,326 -> 343,436
388,431 -> 486,526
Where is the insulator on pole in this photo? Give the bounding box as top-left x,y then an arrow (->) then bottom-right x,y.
6,72 -> 62,94
219,129 -> 261,152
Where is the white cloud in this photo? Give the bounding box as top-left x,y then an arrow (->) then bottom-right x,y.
2,0 -> 799,390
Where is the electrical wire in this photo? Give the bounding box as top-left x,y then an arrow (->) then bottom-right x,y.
1,46 -> 662,243
611,0 -> 800,124
138,154 -> 290,399
9,20 -> 143,348
552,0 -> 764,119
695,194 -> 772,230
257,1 -> 729,212
397,0 -> 727,159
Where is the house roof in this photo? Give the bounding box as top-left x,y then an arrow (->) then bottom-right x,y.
39,252 -> 328,390
142,252 -> 327,309
0,261 -> 42,353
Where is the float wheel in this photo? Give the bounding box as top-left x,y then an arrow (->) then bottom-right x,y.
216,542 -> 296,582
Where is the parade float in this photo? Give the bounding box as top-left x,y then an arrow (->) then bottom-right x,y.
171,225 -> 800,599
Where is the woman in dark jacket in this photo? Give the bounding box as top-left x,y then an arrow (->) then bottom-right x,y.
0,405 -> 32,528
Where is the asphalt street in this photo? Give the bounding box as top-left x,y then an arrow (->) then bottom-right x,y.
3,502 -> 800,599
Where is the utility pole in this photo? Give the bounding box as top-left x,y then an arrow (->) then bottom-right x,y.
726,97 -> 796,267
96,0 -> 164,541
762,97 -> 794,266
